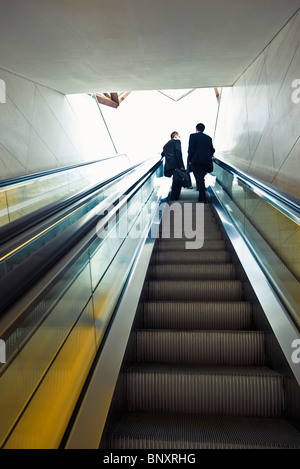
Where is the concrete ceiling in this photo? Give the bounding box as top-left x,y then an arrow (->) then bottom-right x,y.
0,0 -> 299,95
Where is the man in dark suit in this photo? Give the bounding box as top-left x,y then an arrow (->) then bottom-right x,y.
187,123 -> 215,203
161,131 -> 185,200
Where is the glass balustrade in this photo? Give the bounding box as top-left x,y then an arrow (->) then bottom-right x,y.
0,154 -> 130,228
211,161 -> 300,326
0,156 -> 153,277
0,159 -> 165,449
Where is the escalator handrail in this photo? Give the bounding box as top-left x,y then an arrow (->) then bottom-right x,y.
213,156 -> 300,224
63,200 -> 162,449
0,158 -> 150,250
0,158 -> 162,335
0,153 -> 128,188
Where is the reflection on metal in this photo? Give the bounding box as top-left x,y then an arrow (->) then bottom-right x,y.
65,204 -> 162,449
0,181 -> 34,195
0,156 -> 163,448
0,155 -> 130,230
210,172 -> 300,326
0,156 -> 135,282
0,207 -> 81,263
213,157 -> 300,225
209,186 -> 300,386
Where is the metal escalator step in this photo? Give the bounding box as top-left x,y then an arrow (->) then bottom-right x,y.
100,198 -> 300,449
135,330 -> 265,366
153,250 -> 231,264
163,221 -> 220,231
143,301 -> 252,330
148,280 -> 244,301
154,240 -> 227,251
159,230 -> 223,240
102,412 -> 300,449
126,365 -> 283,417
150,263 -> 237,280
161,203 -> 215,213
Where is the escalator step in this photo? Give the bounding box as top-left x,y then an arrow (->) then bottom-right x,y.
166,221 -> 220,230
152,250 -> 231,264
159,230 -> 223,241
143,301 -> 252,330
148,280 -> 244,301
149,263 -> 237,280
125,365 -> 283,417
154,240 -> 226,251
161,202 -> 215,212
134,330 -> 265,366
101,412 -> 300,449
100,197 -> 300,449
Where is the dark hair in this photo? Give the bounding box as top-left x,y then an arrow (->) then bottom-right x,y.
196,123 -> 205,132
171,131 -> 179,139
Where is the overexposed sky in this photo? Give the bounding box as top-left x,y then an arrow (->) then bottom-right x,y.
68,88 -> 219,166
100,88 -> 219,165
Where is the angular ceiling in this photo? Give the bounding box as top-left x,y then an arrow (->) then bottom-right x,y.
0,0 -> 299,95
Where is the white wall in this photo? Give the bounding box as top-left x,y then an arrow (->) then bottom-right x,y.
0,71 -> 116,181
0,66 -> 218,181
214,10 -> 300,198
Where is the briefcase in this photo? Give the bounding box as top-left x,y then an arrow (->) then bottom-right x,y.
174,168 -> 191,188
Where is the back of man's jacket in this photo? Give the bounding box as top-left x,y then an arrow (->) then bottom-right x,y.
161,139 -> 184,172
188,132 -> 215,165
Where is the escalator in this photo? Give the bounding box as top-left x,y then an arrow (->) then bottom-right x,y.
99,192 -> 300,449
0,153 -> 134,279
0,154 -> 164,448
0,153 -> 299,449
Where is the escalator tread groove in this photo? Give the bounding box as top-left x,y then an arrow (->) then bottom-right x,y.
101,196 -> 300,449
104,413 -> 300,449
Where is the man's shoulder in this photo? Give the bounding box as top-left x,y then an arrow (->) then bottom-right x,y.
201,132 -> 212,141
189,132 -> 197,141
190,132 -> 211,139
163,139 -> 173,148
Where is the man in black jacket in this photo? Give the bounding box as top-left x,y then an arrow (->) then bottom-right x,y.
161,131 -> 185,200
187,123 -> 215,203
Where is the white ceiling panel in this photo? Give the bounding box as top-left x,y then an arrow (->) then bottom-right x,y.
0,0 -> 299,94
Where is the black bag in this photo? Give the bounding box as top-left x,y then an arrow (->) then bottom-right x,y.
186,171 -> 193,188
174,168 -> 191,188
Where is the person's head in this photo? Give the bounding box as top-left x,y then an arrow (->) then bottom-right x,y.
196,123 -> 205,133
171,131 -> 180,140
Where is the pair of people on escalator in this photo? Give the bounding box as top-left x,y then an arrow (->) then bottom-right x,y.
161,123 -> 215,203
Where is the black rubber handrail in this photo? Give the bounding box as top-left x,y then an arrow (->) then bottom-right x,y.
213,156 -> 300,224
0,159 -> 162,328
0,153 -> 128,188
0,160 -> 143,250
